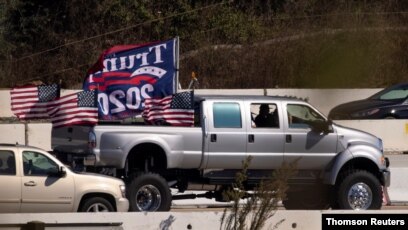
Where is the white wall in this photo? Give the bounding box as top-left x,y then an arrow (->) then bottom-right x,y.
195,88 -> 380,116
1,88 -> 378,117
0,124 -> 25,145
26,123 -> 52,150
267,88 -> 380,116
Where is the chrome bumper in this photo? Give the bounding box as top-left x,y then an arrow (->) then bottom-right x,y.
116,197 -> 129,212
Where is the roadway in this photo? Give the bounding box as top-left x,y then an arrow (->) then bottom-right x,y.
172,205 -> 408,212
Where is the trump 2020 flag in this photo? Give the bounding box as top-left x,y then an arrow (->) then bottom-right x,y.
84,38 -> 178,120
142,91 -> 194,126
47,90 -> 98,128
10,84 -> 60,119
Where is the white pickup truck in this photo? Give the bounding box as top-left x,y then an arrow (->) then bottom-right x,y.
52,95 -> 390,211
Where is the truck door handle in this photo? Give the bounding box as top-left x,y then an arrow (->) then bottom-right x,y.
210,134 -> 217,142
248,134 -> 254,143
24,181 -> 37,187
286,134 -> 292,143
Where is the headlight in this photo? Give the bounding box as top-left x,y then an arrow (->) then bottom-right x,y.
350,108 -> 380,118
378,138 -> 386,166
378,138 -> 383,153
119,185 -> 126,198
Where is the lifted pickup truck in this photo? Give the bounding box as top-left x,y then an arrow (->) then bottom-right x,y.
52,95 -> 390,211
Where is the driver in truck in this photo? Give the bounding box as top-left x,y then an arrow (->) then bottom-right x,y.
255,104 -> 278,128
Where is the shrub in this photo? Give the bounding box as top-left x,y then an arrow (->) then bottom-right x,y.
220,156 -> 297,230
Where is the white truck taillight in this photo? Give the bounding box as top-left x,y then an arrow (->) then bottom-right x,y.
88,131 -> 96,148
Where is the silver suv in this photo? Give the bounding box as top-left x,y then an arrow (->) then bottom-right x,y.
0,144 -> 128,212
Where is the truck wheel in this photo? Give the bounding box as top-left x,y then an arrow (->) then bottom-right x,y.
283,186 -> 331,210
79,197 -> 115,212
336,170 -> 382,210
128,173 -> 172,212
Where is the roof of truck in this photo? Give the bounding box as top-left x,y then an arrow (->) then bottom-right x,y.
194,94 -> 307,102
0,143 -> 44,151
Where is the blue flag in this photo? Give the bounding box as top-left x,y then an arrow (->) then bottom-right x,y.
84,38 -> 178,120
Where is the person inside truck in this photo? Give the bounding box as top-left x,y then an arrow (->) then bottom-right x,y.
4,155 -> 16,175
255,104 -> 278,128
0,152 -> 16,175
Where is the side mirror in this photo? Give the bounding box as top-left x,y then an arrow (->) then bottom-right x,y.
49,166 -> 67,177
311,120 -> 332,133
58,166 -> 67,177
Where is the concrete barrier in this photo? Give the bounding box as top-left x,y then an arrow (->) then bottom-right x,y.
0,211 -> 322,230
26,123 -> 52,151
2,210 -> 408,230
0,124 -> 25,145
388,167 -> 408,203
335,120 -> 408,152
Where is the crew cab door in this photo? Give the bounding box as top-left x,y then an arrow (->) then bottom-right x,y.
20,150 -> 75,212
203,100 -> 247,169
283,102 -> 338,169
246,102 -> 284,169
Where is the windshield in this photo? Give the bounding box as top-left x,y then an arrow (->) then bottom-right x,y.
369,84 -> 408,100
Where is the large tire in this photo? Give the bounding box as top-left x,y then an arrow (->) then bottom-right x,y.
128,173 -> 172,212
79,197 -> 115,212
336,170 -> 382,210
283,185 -> 331,210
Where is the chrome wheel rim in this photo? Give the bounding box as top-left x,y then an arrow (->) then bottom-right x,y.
136,185 -> 161,211
86,203 -> 110,212
347,182 -> 372,210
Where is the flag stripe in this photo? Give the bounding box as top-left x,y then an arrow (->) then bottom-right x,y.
142,91 -> 194,126
50,109 -> 98,120
47,90 -> 98,128
10,84 -> 59,120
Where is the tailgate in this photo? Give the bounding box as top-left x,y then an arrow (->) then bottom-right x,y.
51,126 -> 92,155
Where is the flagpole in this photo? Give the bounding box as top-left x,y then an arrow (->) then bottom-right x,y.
24,121 -> 28,146
175,36 -> 180,93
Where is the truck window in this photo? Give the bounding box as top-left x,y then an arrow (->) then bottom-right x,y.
251,103 -> 279,128
0,151 -> 16,175
213,102 -> 242,128
287,104 -> 325,129
23,151 -> 59,176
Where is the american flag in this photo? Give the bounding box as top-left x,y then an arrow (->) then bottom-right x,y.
47,90 -> 98,128
142,91 -> 194,126
10,84 -> 60,119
